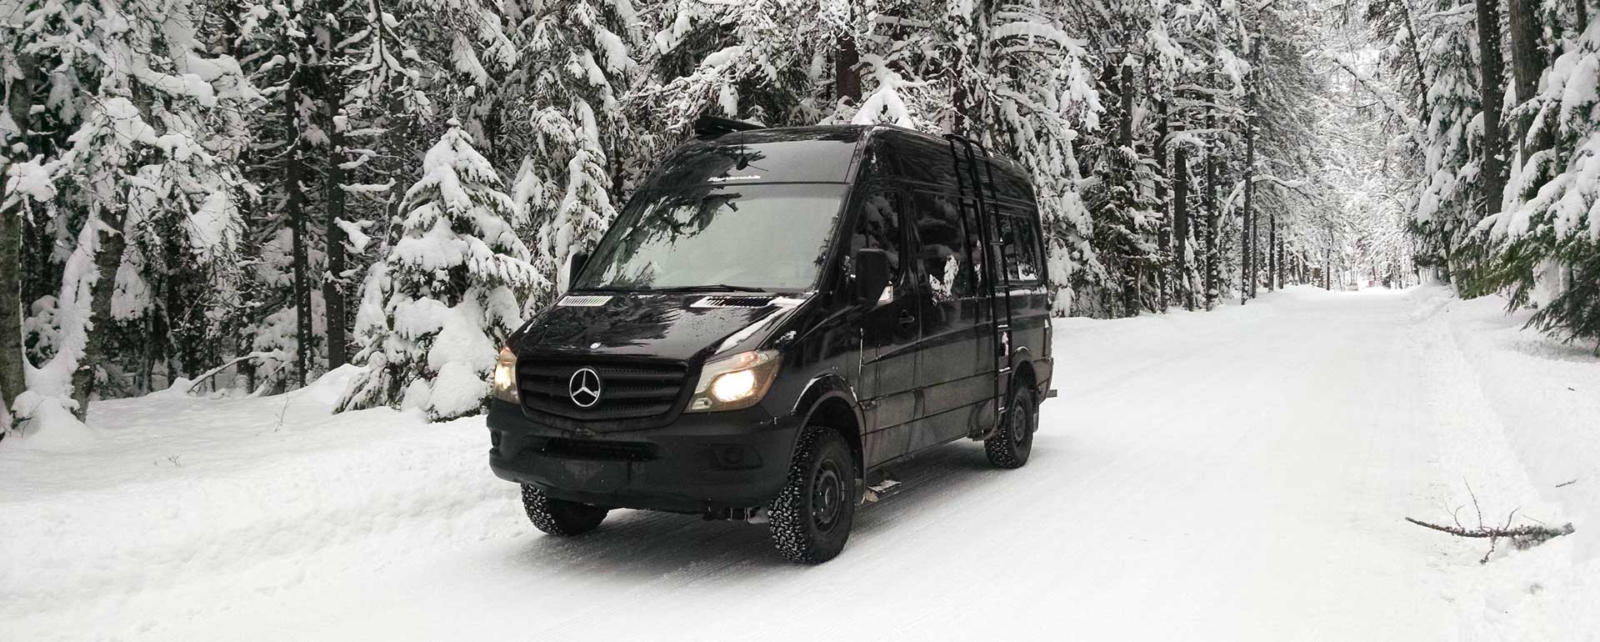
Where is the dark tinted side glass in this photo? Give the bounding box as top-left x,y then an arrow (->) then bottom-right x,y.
910,190 -> 975,299
994,167 -> 1034,203
850,189 -> 906,275
999,208 -> 1044,284
879,131 -> 959,187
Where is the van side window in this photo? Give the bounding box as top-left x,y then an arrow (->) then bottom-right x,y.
1000,211 -> 1044,283
911,190 -> 975,300
850,189 -> 904,276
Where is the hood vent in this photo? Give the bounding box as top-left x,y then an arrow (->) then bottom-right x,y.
557,295 -> 613,307
692,295 -> 775,309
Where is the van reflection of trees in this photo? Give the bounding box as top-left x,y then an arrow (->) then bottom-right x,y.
590,144 -> 770,289
598,186 -> 738,289
540,294 -> 673,350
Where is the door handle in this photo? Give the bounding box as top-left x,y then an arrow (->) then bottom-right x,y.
898,311 -> 916,328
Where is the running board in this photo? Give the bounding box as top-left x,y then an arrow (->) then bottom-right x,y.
863,478 -> 903,503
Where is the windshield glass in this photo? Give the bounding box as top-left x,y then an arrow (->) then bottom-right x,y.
575,183 -> 846,292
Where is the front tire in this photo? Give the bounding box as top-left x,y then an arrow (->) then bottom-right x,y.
768,426 -> 856,564
521,485 -> 608,536
984,384 -> 1037,469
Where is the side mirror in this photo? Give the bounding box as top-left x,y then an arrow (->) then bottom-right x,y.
568,251 -> 589,292
854,248 -> 891,303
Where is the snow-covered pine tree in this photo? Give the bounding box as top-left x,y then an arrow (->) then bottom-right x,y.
338,121 -> 541,421
1401,0 -> 1486,289
1482,14 -> 1600,348
633,0 -> 821,131
3,0 -> 255,429
1077,0 -> 1163,316
504,0 -> 637,312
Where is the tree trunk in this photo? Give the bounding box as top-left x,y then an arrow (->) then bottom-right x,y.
0,54 -> 35,430
1475,0 -> 1508,216
835,33 -> 861,104
1240,38 -> 1261,303
1155,100 -> 1170,312
1276,225 -> 1285,288
321,25 -> 349,370
286,73 -> 313,388
1506,0 -> 1551,187
1204,73 -> 1219,310
1395,0 -> 1433,122
1173,145 -> 1193,311
1268,209 -> 1277,291
73,204 -> 129,422
1119,61 -> 1139,317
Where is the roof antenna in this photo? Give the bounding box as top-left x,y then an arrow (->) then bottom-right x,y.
694,114 -> 764,139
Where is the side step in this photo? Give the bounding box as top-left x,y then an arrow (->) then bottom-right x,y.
863,478 -> 903,504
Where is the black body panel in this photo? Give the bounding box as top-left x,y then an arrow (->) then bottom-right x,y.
488,124 -> 1054,514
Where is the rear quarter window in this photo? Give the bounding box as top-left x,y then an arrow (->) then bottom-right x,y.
1000,208 -> 1044,285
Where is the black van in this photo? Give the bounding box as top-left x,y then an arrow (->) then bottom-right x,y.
487,119 -> 1055,563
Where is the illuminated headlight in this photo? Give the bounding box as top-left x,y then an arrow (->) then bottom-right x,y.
492,347 -> 519,403
686,350 -> 781,413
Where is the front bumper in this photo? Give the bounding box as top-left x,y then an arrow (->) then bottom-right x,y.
486,399 -> 801,513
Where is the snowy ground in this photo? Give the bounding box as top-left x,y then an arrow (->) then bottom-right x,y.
3,285 -> 1596,641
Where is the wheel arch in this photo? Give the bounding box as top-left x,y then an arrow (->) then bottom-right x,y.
791,374 -> 865,479
1011,346 -> 1040,396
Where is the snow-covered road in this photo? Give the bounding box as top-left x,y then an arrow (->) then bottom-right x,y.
4,286 -> 1596,641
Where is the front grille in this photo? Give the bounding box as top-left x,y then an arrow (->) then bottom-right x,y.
538,437 -> 658,462
517,357 -> 688,421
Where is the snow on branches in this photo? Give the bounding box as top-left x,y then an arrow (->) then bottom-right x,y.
338,122 -> 540,421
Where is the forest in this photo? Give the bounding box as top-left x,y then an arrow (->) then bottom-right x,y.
2,0 -> 1596,434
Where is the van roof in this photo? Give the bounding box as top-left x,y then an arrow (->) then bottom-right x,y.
646,123 -> 1032,197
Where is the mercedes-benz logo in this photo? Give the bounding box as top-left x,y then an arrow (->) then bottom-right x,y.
569,367 -> 602,408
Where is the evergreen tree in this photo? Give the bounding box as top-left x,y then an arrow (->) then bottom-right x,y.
338,122 -> 541,421
504,0 -> 637,312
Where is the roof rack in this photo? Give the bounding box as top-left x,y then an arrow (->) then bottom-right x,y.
693,115 -> 764,139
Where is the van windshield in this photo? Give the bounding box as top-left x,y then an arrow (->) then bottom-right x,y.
575,183 -> 846,292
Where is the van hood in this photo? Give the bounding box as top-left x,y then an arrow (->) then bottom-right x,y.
511,292 -> 808,363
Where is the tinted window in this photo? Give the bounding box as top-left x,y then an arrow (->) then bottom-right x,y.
859,138 -> 897,184
995,167 -> 1034,203
911,190 -> 975,300
849,189 -> 905,276
577,183 -> 845,292
1000,210 -> 1044,283
882,131 -> 958,187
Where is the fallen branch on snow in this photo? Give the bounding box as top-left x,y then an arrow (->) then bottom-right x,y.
1406,483 -> 1576,564
1404,517 -> 1575,545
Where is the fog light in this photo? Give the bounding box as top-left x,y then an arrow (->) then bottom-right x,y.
711,444 -> 762,470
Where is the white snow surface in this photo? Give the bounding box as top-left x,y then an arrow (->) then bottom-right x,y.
3,286 -> 1597,641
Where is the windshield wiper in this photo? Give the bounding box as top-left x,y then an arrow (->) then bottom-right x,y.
649,284 -> 769,293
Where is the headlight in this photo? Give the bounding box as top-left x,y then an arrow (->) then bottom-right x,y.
686,350 -> 781,412
492,347 -> 519,403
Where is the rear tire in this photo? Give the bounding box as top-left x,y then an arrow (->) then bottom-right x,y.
768,426 -> 856,564
521,485 -> 608,536
984,384 -> 1036,469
